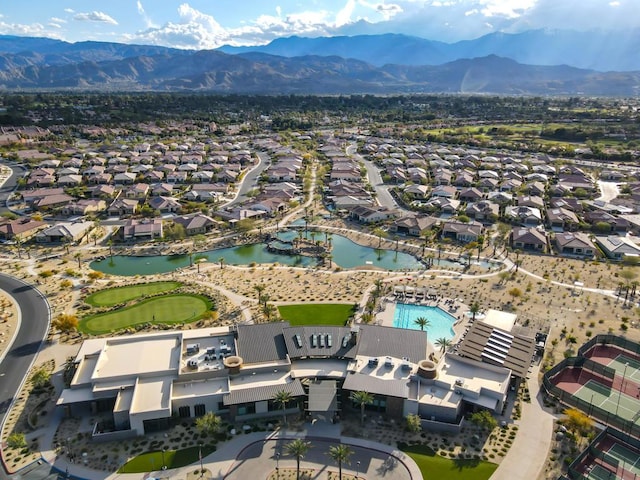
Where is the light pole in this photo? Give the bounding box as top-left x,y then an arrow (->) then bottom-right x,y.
199,443 -> 204,477
356,460 -> 361,479
275,451 -> 280,480
161,447 -> 167,470
615,362 -> 629,416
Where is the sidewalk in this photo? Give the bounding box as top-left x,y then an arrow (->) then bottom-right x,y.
489,365 -> 556,480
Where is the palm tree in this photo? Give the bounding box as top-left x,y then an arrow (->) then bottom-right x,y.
274,390 -> 293,426
372,227 -> 387,249
285,439 -> 310,480
469,302 -> 481,321
218,257 -> 225,269
328,444 -> 353,480
350,390 -> 373,425
435,337 -> 452,354
74,252 -> 82,269
254,284 -> 266,302
414,316 -> 431,332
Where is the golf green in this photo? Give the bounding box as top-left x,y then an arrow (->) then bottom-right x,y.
85,281 -> 182,307
79,294 -> 211,334
277,303 -> 354,326
118,445 -> 216,473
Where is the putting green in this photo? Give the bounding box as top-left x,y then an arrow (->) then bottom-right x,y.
80,294 -> 212,334
85,281 -> 182,307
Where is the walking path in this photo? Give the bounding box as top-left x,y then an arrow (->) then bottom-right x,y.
490,365 -> 556,480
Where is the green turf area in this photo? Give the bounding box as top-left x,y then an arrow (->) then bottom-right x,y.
85,281 -> 182,307
79,294 -> 212,334
399,443 -> 497,480
118,445 -> 216,473
277,303 -> 354,326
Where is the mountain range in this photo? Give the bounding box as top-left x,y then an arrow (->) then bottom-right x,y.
0,32 -> 638,95
219,30 -> 640,72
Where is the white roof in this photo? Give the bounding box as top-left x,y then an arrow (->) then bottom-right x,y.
482,309 -> 517,332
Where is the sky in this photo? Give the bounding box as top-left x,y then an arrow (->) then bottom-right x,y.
0,0 -> 637,49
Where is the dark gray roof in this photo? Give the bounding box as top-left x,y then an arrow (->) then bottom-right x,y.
356,325 -> 427,364
308,380 -> 338,412
342,372 -> 410,398
456,320 -> 536,378
223,379 -> 304,406
283,326 -> 358,360
236,322 -> 289,364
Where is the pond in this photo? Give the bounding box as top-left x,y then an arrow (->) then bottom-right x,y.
90,231 -> 425,276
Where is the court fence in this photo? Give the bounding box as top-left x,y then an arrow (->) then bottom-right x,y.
578,334 -> 640,358
564,427 -> 640,480
543,337 -> 640,440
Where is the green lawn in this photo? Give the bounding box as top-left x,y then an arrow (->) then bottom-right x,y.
79,294 -> 212,334
118,445 -> 216,473
85,281 -> 182,307
277,303 -> 355,326
399,443 -> 497,480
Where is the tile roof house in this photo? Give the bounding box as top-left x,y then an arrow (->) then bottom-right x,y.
505,206 -> 543,226
171,214 -> 218,235
390,215 -> 439,237
511,227 -> 547,252
554,232 -> 596,257
118,218 -> 163,241
0,217 -> 47,241
595,235 -> 640,261
547,207 -> 580,232
441,220 -> 484,243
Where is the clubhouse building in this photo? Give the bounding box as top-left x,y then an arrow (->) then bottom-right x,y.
57,322 -> 512,441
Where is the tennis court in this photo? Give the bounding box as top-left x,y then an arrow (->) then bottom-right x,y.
604,443 -> 640,477
572,379 -> 640,424
609,354 -> 640,384
586,464 -> 619,480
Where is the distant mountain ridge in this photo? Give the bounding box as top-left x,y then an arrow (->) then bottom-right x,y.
218,30 -> 640,72
0,34 -> 639,95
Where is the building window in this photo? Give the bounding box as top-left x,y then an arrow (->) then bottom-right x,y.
237,404 -> 256,416
178,406 -> 191,418
194,404 -> 206,417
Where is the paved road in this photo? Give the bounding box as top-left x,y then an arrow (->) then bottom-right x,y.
223,152 -> 270,208
0,161 -> 27,216
596,180 -> 620,203
0,274 -> 51,480
346,145 -> 404,211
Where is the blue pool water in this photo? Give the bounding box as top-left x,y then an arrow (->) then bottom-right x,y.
392,303 -> 456,340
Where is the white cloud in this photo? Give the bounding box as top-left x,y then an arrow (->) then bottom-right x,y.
336,0 -> 357,26
64,8 -> 74,14
73,11 -> 118,25
50,17 -> 67,24
609,1 -> 620,6
0,20 -> 62,38
137,0 -> 157,29
48,23 -> 63,29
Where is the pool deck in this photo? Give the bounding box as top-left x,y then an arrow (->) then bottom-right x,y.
375,296 -> 472,356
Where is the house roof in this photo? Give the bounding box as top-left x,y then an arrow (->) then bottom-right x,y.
356,325 -> 427,365
236,322 -> 290,364
223,378 -> 305,406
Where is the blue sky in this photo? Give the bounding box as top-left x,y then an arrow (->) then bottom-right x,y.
0,0 -> 637,48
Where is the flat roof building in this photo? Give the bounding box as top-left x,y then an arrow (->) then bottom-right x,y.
58,322 -> 511,440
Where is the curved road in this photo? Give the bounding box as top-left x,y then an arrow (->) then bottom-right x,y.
0,274 -> 51,480
223,152 -> 271,208
0,160 -> 27,216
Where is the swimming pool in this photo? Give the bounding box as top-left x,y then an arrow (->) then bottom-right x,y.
392,303 -> 456,340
